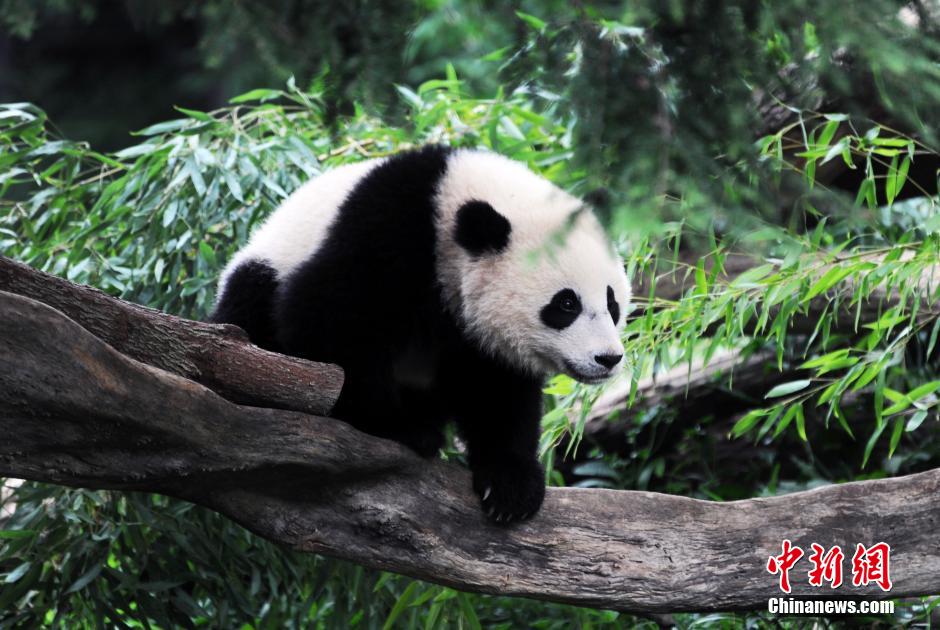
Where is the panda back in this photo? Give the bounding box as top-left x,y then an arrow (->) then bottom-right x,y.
219,157 -> 385,289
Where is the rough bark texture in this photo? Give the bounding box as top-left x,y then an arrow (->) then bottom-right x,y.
0,256 -> 343,416
1,279 -> 939,612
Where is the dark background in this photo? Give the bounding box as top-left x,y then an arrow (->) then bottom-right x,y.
0,1 -> 529,150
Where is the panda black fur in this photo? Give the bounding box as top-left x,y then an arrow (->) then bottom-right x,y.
211,146 -> 630,522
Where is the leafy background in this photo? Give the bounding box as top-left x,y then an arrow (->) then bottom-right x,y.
2,1 -> 940,627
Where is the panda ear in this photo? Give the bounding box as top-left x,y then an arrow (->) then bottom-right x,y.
454,200 -> 511,256
583,187 -> 610,210
584,187 -> 612,224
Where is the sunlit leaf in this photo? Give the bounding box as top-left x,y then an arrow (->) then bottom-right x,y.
765,380 -> 812,399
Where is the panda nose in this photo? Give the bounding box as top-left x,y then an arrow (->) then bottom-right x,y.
594,353 -> 623,369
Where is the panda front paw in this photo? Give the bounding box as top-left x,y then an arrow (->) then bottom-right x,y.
472,458 -> 545,524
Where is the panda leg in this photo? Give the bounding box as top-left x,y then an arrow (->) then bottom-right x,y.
445,352 -> 545,524
388,385 -> 447,457
331,369 -> 445,458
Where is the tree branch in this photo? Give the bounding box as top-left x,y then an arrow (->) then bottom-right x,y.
0,256 -> 342,416
1,274 -> 939,612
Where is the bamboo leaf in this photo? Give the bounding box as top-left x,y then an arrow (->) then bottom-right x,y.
862,422 -> 887,468
870,136 -> 912,147
66,564 -> 103,593
896,155 -> 911,195
799,349 -> 849,369
821,137 -> 849,164
795,403 -> 807,441
765,380 -> 811,399
817,119 -> 840,147
4,562 -> 31,584
383,581 -> 421,630
730,409 -> 768,437
804,266 -> 853,301
927,319 -> 940,357
515,11 -> 547,31
906,410 -> 929,432
456,592 -> 482,630
833,405 -> 855,439
885,154 -> 899,206
694,259 -> 707,296
888,417 -> 904,458
229,88 -> 283,104
906,380 -> 940,402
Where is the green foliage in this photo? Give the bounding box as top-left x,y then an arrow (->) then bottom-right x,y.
499,2 -> 940,231
0,0 -> 560,149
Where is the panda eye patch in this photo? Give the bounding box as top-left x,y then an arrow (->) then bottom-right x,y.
607,285 -> 620,324
540,288 -> 582,330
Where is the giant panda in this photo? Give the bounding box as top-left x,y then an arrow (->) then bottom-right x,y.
211,145 -> 630,523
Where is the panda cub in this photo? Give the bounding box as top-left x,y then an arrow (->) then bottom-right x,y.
211,146 -> 630,523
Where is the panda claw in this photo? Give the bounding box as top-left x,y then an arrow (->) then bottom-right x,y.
482,487 -> 492,501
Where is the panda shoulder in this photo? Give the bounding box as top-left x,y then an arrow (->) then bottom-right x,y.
222,157 -> 386,282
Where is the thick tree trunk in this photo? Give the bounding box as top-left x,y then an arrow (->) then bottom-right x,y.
1,265 -> 938,612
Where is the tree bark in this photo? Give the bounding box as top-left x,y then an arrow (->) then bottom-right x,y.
1,275 -> 938,612
0,256 -> 343,416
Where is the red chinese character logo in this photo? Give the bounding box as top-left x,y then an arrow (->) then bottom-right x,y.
851,542 -> 892,591
807,543 -> 844,588
767,539 -> 804,593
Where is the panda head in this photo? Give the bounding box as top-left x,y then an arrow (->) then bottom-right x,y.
436,151 -> 631,383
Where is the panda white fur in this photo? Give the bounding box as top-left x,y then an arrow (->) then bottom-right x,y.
211,145 -> 630,522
